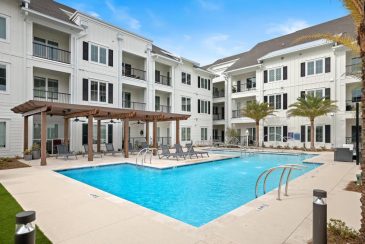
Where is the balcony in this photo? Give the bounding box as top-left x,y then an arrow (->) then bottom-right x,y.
213,90 -> 225,98
122,100 -> 146,110
155,105 -> 171,113
33,42 -> 71,64
232,110 -> 243,118
155,75 -> 171,86
346,99 -> 361,111
213,113 -> 225,120
346,63 -> 361,76
232,83 -> 256,93
122,66 -> 146,81
33,89 -> 71,103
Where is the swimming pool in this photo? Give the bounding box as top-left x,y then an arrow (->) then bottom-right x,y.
57,153 -> 319,227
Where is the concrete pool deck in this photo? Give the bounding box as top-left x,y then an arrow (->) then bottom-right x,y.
0,151 -> 361,243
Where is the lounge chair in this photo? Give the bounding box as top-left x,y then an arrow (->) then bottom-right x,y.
158,145 -> 180,160
104,143 -> 122,156
140,141 -> 149,149
56,144 -> 77,160
186,143 -> 209,158
83,144 -> 103,158
174,144 -> 189,159
129,142 -> 140,154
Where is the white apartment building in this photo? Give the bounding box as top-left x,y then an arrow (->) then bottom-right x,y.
207,15 -> 360,149
0,0 -> 214,157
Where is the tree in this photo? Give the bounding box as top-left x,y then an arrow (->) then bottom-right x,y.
287,95 -> 337,150
241,101 -> 275,147
295,0 -> 365,239
225,127 -> 240,144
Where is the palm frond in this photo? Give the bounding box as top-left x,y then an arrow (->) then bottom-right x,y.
241,101 -> 275,122
294,33 -> 359,53
342,0 -> 364,27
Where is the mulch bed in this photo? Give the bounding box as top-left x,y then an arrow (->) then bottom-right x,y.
345,181 -> 364,193
0,158 -> 30,170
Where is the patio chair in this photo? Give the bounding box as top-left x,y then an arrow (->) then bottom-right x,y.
334,147 -> 353,162
174,144 -> 189,159
140,141 -> 149,149
158,145 -> 180,160
186,143 -> 209,158
56,144 -> 77,160
104,143 -> 122,156
82,144 -> 103,158
128,142 -> 140,154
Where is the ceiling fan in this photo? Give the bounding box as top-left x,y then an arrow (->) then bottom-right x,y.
131,120 -> 145,126
106,119 -> 121,124
73,117 -> 86,123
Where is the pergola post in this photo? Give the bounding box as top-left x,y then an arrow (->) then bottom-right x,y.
124,118 -> 129,158
97,120 -> 101,153
153,120 -> 157,156
64,118 -> 69,146
23,116 -> 28,151
40,111 -> 47,166
88,115 -> 93,161
176,119 -> 180,145
145,121 -> 149,145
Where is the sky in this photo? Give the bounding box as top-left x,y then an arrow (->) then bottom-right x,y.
58,0 -> 349,66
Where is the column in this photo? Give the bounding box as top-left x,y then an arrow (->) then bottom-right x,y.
153,120 -> 157,155
145,121 -> 150,144
64,118 -> 69,146
40,112 -> 47,166
24,116 -> 28,151
88,115 -> 93,161
97,120 -> 101,153
124,119 -> 129,158
176,119 -> 180,145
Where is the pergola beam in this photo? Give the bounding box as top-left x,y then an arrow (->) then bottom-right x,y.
64,109 -> 100,119
22,106 -> 50,117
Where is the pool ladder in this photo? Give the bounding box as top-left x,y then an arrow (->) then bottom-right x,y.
255,164 -> 306,200
136,148 -> 158,166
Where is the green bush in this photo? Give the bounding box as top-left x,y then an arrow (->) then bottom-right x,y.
327,219 -> 360,242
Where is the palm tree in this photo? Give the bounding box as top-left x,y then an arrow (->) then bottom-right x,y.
295,0 -> 365,239
287,95 -> 337,150
241,101 -> 275,147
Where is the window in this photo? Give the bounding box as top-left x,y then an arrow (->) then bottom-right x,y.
307,58 -> 325,75
269,127 -> 275,141
268,67 -> 282,82
182,127 -> 191,141
269,96 -> 275,108
182,72 -> 191,85
181,97 -> 191,112
316,126 -> 323,142
0,64 -> 6,92
275,94 -> 281,109
47,79 -> 58,99
90,43 -> 108,65
0,121 -> 6,148
93,124 -> 107,144
199,100 -> 210,114
246,77 -> 256,89
155,96 -> 160,111
268,126 -> 282,142
200,77 -> 210,90
90,80 -> 109,103
34,77 -> 59,99
352,87 -> 362,102
47,124 -> 59,140
307,89 -> 323,98
0,15 -> 8,41
201,128 -> 208,140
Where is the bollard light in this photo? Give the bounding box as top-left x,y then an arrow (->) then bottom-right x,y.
15,211 -> 36,244
313,189 -> 327,244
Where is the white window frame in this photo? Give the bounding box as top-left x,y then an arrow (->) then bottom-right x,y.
181,96 -> 191,112
199,100 -> 209,114
182,72 -> 191,85
268,67 -> 283,82
0,14 -> 10,43
200,77 -> 209,90
306,88 -> 325,98
93,124 -> 107,144
306,58 -> 325,76
201,127 -> 208,141
268,126 -> 282,142
0,119 -> 9,150
267,94 -> 282,110
181,127 -> 191,141
89,79 -> 109,103
89,42 -> 109,66
0,62 -> 9,94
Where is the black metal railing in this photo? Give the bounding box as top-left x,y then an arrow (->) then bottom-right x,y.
33,89 -> 71,103
213,113 -> 224,120
155,105 -> 171,113
232,83 -> 256,93
33,42 -> 70,64
122,100 -> 146,110
213,90 -> 225,98
346,63 -> 362,76
158,137 -> 171,146
346,99 -> 361,111
155,75 -> 171,86
129,137 -> 147,148
213,136 -> 224,142
122,66 -> 146,80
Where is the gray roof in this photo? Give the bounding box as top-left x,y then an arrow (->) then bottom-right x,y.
152,45 -> 181,62
28,0 -> 77,25
203,52 -> 245,69
226,15 -> 355,72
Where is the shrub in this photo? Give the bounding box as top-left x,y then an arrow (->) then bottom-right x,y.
31,143 -> 40,151
327,219 -> 360,242
24,149 -> 32,155
292,146 -> 298,150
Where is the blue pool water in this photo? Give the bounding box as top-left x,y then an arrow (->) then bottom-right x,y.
57,153 -> 319,227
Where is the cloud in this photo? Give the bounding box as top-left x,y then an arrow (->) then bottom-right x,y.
105,0 -> 141,30
68,2 -> 101,18
197,0 -> 221,11
86,11 -> 100,18
183,34 -> 192,41
146,9 -> 165,28
266,19 -> 310,35
202,34 -> 244,56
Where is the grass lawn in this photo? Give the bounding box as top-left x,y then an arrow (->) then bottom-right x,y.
0,184 -> 52,244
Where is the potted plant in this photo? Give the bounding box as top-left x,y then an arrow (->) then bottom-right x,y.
31,143 -> 41,160
24,149 -> 32,161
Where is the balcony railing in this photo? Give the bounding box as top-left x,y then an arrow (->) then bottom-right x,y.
213,90 -> 225,98
122,66 -> 146,80
346,63 -> 362,76
33,89 -> 71,103
213,136 -> 224,142
232,109 -> 243,118
155,75 -> 171,86
232,83 -> 256,93
33,42 -> 70,64
213,113 -> 225,120
346,99 -> 361,111
122,100 -> 146,110
155,105 -> 171,113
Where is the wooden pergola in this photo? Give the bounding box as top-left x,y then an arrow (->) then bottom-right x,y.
11,100 -> 190,165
